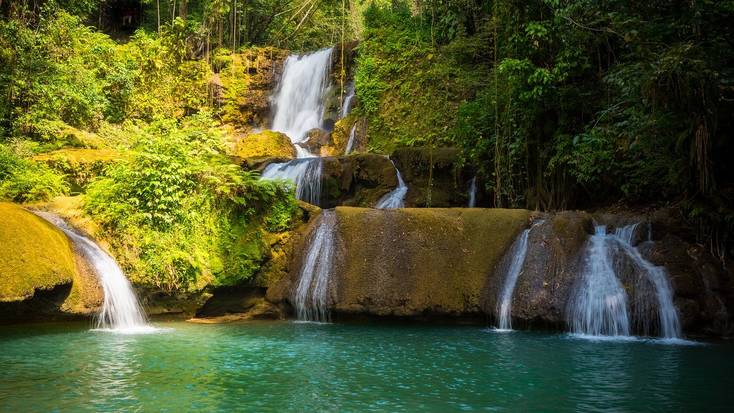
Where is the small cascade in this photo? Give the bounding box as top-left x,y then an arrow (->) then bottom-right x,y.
344,124 -> 357,155
260,48 -> 335,204
495,220 -> 543,330
467,177 -> 477,208
613,224 -> 682,339
375,160 -> 408,209
567,225 -> 632,337
34,212 -> 151,332
261,158 -> 323,205
293,210 -> 337,322
340,81 -> 355,118
271,48 -> 334,148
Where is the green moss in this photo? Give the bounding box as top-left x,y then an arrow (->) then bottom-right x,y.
0,202 -> 77,301
234,130 -> 295,160
34,148 -> 120,190
332,207 -> 530,315
217,48 -> 289,127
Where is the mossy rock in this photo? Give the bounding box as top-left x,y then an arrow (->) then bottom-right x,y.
234,130 -> 296,160
216,47 -> 290,127
0,203 -> 77,301
391,147 -> 472,207
319,155 -> 397,208
325,207 -> 531,317
34,148 -> 120,190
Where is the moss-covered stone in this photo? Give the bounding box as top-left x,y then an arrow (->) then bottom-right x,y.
34,148 -> 120,190
319,154 -> 397,208
216,47 -> 290,127
301,128 -> 332,155
324,207 -> 531,317
234,130 -> 296,160
482,211 -> 593,328
0,203 -> 77,302
322,116 -> 367,156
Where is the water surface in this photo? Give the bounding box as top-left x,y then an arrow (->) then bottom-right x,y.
0,321 -> 731,412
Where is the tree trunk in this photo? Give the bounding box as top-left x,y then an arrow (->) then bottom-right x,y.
179,0 -> 187,19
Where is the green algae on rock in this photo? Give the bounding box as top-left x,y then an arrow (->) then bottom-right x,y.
268,207 -> 531,318
0,202 -> 77,302
234,130 -> 296,160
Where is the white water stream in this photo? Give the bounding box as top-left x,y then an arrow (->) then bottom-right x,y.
375,159 -> 408,209
35,212 -> 153,333
293,210 -> 337,322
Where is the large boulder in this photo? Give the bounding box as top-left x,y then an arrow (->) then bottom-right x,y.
300,128 -> 332,155
482,211 -> 594,328
268,207 -> 531,318
0,202 -> 102,321
326,116 -> 367,155
320,154 -> 398,207
641,210 -> 734,337
234,130 -> 296,160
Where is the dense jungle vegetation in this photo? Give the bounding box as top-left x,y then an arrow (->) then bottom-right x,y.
1,0 -> 733,289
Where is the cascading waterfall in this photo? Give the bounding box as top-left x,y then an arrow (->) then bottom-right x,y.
293,210 -> 337,322
495,221 -> 543,330
340,81 -> 355,118
34,212 -> 151,332
375,160 -> 408,209
261,158 -> 323,205
467,176 -> 477,208
260,48 -> 334,205
271,48 -> 334,148
567,225 -> 632,337
613,224 -> 682,339
344,124 -> 357,155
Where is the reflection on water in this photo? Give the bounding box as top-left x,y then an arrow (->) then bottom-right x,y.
88,336 -> 141,410
569,339 -> 632,411
0,321 -> 731,412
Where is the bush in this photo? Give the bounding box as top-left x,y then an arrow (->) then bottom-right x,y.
0,145 -> 69,202
84,114 -> 298,291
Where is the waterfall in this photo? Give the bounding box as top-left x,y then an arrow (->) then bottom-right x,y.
375,160 -> 408,209
293,210 -> 337,322
340,81 -> 355,118
467,177 -> 477,208
613,224 -> 682,339
260,48 -> 334,205
495,221 -> 543,330
261,158 -> 323,206
567,225 -> 632,337
34,212 -> 151,333
271,48 -> 334,148
344,124 -> 357,155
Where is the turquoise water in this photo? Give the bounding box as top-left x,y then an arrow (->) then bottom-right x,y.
0,321 -> 732,412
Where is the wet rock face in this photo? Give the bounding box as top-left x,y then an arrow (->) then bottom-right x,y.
319,154 -> 397,208
391,148 -> 475,207
300,128 -> 332,155
247,154 -> 398,208
262,205 -> 733,337
482,211 -> 593,328
216,47 -> 289,128
0,203 -> 103,323
195,286 -> 283,320
641,231 -> 734,337
267,207 -> 531,318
